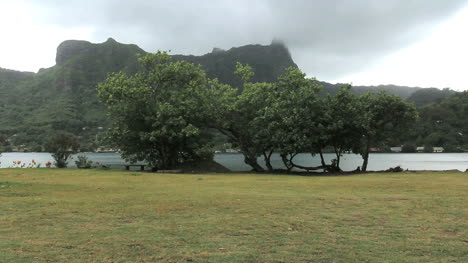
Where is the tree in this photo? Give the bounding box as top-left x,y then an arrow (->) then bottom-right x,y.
233,82 -> 277,171
273,67 -> 325,172
321,86 -> 362,171
356,92 -> 418,171
98,52 -> 213,170
209,63 -> 277,172
401,144 -> 416,153
45,132 -> 80,168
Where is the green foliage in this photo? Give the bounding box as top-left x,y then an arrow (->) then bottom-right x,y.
321,86 -> 363,170
408,91 -> 468,151
406,88 -> 456,107
234,62 -> 254,82
355,92 -> 419,171
402,144 -> 416,153
75,155 -> 93,169
316,81 -> 422,99
98,52 -> 214,170
209,63 -> 280,171
210,65 -> 419,173
45,132 -> 80,168
273,67 -> 324,171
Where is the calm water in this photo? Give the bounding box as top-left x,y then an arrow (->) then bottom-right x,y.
1,152 -> 467,171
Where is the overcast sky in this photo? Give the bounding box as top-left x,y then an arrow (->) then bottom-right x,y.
1,0 -> 468,90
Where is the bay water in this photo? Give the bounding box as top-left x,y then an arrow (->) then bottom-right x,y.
1,152 -> 467,172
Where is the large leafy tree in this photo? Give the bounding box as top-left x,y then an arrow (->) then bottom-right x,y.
273,67 -> 325,172
356,92 -> 418,171
210,63 -> 277,172
322,86 -> 362,171
98,52 -> 213,170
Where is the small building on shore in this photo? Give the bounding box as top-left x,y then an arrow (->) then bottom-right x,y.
390,146 -> 402,153
433,147 -> 444,153
416,146 -> 425,152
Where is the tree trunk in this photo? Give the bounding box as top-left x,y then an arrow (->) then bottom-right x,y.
318,149 -> 340,173
361,142 -> 370,172
319,151 -> 326,167
282,152 -> 329,172
333,146 -> 342,170
263,150 -> 274,171
244,153 -> 264,172
159,144 -> 178,170
281,153 -> 294,172
361,150 -> 369,172
290,162 -> 331,172
218,128 -> 264,172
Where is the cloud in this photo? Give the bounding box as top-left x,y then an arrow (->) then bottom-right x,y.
18,0 -> 468,79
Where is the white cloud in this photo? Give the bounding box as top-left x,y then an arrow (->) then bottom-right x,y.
334,6 -> 468,91
0,1 -> 94,72
1,0 -> 467,92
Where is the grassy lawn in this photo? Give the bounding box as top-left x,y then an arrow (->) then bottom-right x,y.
0,169 -> 467,263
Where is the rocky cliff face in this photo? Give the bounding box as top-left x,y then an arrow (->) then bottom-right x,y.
50,38 -> 146,92
56,40 -> 93,65
53,38 -> 298,92
173,41 -> 297,88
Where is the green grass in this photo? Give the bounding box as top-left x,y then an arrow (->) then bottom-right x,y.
0,169 -> 467,263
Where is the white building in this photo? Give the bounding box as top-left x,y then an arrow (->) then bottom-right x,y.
433,147 -> 444,153
390,146 -> 402,153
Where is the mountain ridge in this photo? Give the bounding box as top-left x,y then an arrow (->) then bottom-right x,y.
1,38 -> 453,94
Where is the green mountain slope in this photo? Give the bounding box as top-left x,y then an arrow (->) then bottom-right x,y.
317,81 -> 422,99
406,87 -> 456,107
408,91 -> 468,151
0,39 -> 147,150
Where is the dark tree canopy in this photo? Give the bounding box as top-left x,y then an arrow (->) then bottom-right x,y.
98,52 -> 214,170
208,63 -> 278,171
409,91 -> 468,152
355,92 -> 418,171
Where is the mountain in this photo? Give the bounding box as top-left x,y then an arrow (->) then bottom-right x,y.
0,38 -> 456,151
0,67 -> 34,85
0,39 -> 147,150
406,87 -> 456,106
316,81 -> 422,99
407,91 -> 468,151
0,39 -> 299,151
173,41 -> 297,88
0,68 -> 35,108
